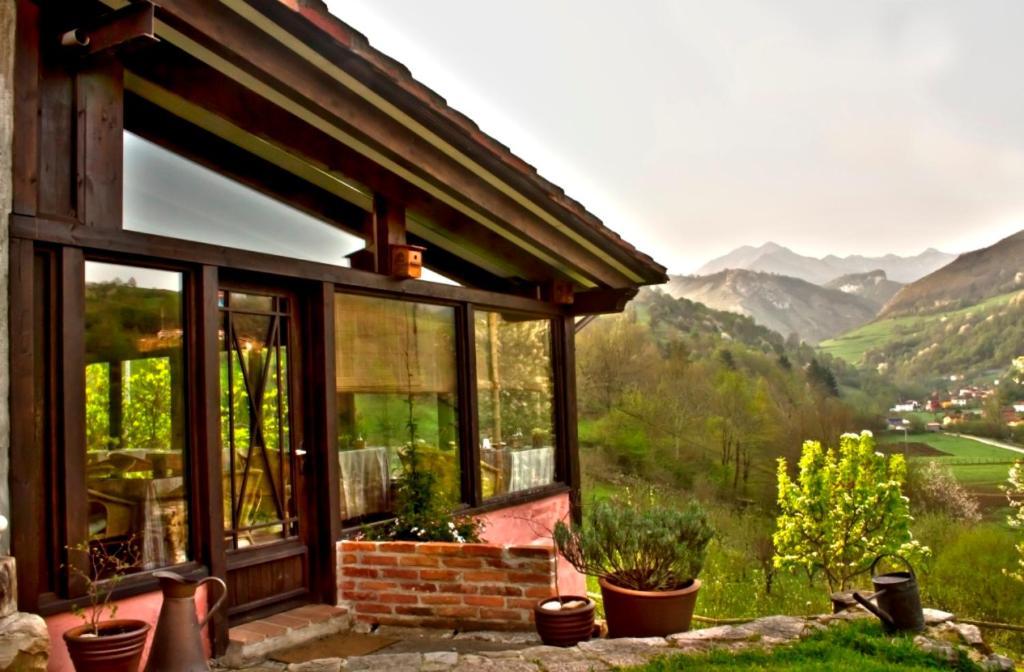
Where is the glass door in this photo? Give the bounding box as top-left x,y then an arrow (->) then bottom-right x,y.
219,286 -> 309,619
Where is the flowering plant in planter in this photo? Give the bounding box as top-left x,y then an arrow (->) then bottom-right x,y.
553,496 -> 714,638
364,441 -> 483,543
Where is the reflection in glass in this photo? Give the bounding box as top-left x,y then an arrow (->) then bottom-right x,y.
123,132 -> 364,266
220,291 -> 296,549
475,312 -> 556,498
334,295 -> 460,522
84,262 -> 189,575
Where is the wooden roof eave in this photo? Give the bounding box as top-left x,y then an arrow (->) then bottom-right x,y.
97,0 -> 646,293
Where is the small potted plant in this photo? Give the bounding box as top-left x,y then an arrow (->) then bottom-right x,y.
554,496 -> 713,638
62,538 -> 151,672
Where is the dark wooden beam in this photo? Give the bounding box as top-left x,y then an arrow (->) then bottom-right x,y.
75,58 -> 123,230
12,0 -> 40,217
58,247 -> 87,596
195,265 -> 229,653
59,1 -> 157,60
9,239 -> 44,607
11,214 -> 566,317
568,287 -> 638,315
371,195 -> 405,276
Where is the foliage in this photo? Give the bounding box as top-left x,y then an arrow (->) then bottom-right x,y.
1008,461 -> 1024,583
364,441 -> 483,544
575,290 -> 889,506
631,619 -> 983,672
553,495 -> 713,591
905,461 -> 982,523
773,431 -> 929,593
915,517 -> 1024,651
64,537 -> 141,634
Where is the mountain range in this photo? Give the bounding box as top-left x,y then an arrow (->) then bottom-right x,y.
696,242 -> 954,285
664,269 -> 877,344
879,230 -> 1024,318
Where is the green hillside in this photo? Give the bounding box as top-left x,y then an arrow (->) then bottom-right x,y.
819,291 -> 1024,384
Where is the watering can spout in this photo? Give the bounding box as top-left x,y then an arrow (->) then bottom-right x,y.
852,591 -> 895,628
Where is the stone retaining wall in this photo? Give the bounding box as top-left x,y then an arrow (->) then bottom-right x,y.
337,541 -> 556,631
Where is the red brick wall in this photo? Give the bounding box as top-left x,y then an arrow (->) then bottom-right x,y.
338,541 -> 556,630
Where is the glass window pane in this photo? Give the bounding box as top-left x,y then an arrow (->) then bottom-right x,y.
123,132 -> 364,266
334,295 -> 460,522
475,312 -> 556,498
84,262 -> 189,575
219,291 -> 297,549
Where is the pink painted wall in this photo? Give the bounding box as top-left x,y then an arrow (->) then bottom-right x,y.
476,492 -> 587,596
44,584 -> 211,672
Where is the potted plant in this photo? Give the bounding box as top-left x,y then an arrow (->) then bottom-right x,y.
554,497 -> 713,638
62,538 -> 151,672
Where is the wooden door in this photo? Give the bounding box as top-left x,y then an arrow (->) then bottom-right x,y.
218,285 -> 311,620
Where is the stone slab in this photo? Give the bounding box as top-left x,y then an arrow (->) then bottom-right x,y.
0,611 -> 49,672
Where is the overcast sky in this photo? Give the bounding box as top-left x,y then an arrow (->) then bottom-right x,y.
325,1 -> 1024,273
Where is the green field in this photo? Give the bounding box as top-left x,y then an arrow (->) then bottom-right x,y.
819,292 -> 1019,365
878,432 -> 1018,511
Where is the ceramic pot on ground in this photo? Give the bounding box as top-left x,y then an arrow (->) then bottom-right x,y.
534,595 -> 596,647
64,619 -> 151,672
599,577 -> 701,638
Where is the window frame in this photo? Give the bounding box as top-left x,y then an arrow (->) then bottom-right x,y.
45,251 -> 209,610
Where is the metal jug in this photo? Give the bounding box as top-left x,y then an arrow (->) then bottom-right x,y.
145,572 -> 227,672
853,556 -> 924,633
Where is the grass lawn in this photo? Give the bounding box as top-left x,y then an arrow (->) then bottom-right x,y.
629,620 -> 983,672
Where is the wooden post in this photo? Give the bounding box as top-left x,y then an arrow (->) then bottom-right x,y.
75,59 -> 123,229
371,195 -> 406,276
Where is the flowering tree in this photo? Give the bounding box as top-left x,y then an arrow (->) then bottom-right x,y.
1008,461 -> 1024,582
773,431 -> 929,593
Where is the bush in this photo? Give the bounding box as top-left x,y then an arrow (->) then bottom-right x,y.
1009,461 -> 1024,583
906,461 -> 982,523
919,519 -> 1024,653
554,496 -> 714,591
773,431 -> 929,593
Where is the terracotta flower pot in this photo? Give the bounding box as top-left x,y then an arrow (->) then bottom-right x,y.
599,577 -> 701,638
64,619 -> 151,672
534,595 -> 595,647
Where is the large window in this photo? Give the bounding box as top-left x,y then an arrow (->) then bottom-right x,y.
123,132 -> 364,266
334,295 -> 461,522
475,312 -> 557,498
84,262 -> 189,574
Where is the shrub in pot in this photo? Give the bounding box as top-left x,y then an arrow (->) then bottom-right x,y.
554,497 -> 713,638
63,537 -> 151,672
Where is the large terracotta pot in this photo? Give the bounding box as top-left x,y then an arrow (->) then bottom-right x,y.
64,619 -> 151,672
533,595 -> 595,647
599,577 -> 701,638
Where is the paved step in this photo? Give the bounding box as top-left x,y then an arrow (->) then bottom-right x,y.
219,604 -> 351,668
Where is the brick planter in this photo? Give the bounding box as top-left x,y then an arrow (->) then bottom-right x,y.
338,541 -> 557,631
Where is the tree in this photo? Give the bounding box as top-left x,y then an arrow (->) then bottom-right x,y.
1008,461 -> 1024,583
773,431 -> 929,593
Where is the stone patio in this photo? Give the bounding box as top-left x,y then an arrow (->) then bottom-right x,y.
213,610 -> 1017,672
